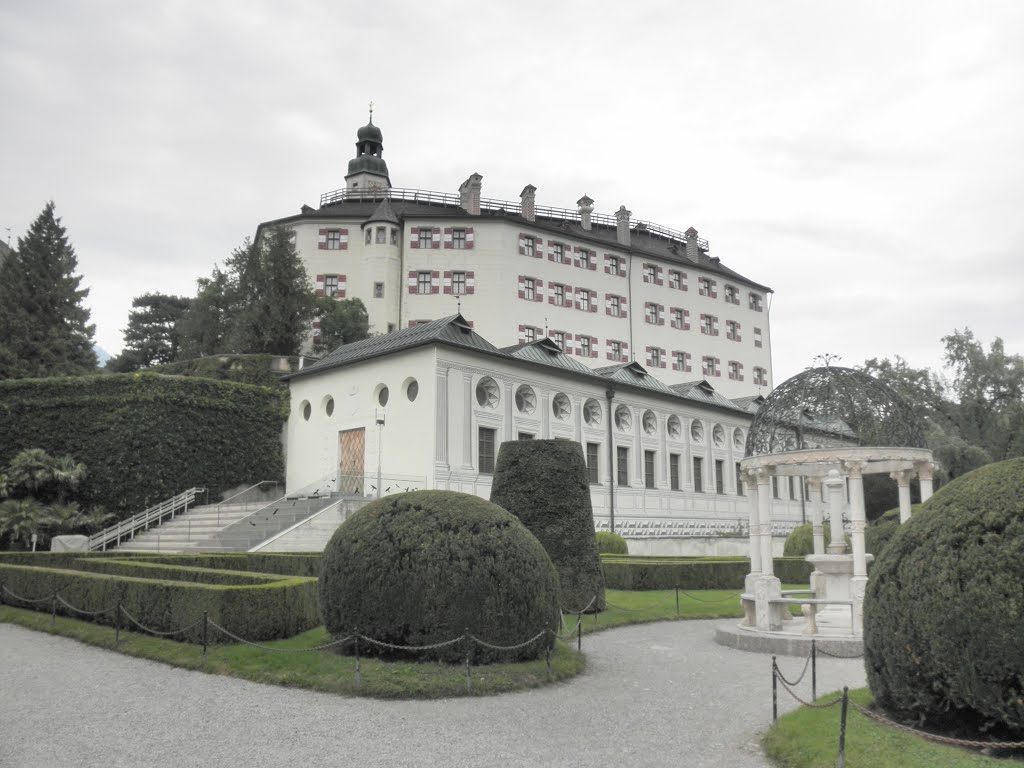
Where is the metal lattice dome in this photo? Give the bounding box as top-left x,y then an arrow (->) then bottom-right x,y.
745,366 -> 925,457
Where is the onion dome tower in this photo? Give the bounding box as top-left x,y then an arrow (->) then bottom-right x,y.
345,104 -> 391,190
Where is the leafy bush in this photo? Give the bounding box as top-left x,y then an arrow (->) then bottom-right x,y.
150,354 -> 287,388
0,374 -> 286,519
489,440 -> 605,612
318,490 -> 559,663
863,507 -> 910,558
600,557 -> 813,590
0,562 -> 318,642
596,531 -> 628,555
864,458 -> 1024,736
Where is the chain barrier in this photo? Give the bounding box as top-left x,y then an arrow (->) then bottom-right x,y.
850,702 -> 1024,750
557,612 -> 584,639
358,634 -> 466,652
1,585 -> 56,605
774,652 -> 812,688
775,669 -> 845,710
603,594 -> 678,613
119,607 -> 205,637
207,620 -> 354,653
55,595 -> 113,617
469,630 -> 548,652
678,590 -> 741,605
815,644 -> 865,659
561,595 -> 598,615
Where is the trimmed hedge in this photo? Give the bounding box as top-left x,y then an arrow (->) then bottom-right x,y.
70,558 -> 281,586
600,557 -> 814,591
490,440 -> 605,612
150,355 -> 286,389
319,490 -> 560,663
0,563 -> 318,642
0,373 -> 287,519
596,531 -> 628,555
130,554 -> 322,578
864,458 -> 1024,736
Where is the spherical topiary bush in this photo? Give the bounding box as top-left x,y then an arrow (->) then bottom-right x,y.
490,440 -> 606,613
864,458 -> 1024,736
318,490 -> 559,664
596,531 -> 628,555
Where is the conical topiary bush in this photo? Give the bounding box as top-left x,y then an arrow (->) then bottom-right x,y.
489,439 -> 605,612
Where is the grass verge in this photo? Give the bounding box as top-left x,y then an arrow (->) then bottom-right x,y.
0,605 -> 583,699
762,688 -> 1017,767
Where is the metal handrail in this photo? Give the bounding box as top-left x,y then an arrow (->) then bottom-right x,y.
315,186 -> 711,251
247,499 -> 347,552
210,480 -> 281,525
218,475 -> 339,532
88,488 -> 206,551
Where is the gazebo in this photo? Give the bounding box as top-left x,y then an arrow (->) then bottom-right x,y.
736,366 -> 935,641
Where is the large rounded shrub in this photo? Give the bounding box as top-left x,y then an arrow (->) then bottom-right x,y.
864,458 -> 1024,736
596,531 -> 628,555
782,523 -> 832,556
490,440 -> 606,612
318,490 -> 559,663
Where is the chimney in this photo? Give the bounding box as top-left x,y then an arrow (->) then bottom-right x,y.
577,194 -> 594,231
615,205 -> 631,246
459,173 -> 483,215
685,227 -> 700,263
520,184 -> 537,222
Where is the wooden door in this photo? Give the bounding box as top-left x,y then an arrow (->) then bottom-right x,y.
339,428 -> 365,495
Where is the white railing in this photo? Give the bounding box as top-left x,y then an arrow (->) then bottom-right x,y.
248,499 -> 347,552
88,488 -> 206,551
210,480 -> 282,525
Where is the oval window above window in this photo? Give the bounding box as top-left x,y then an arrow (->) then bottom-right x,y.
552,393 -> 571,420
476,377 -> 499,408
667,415 -> 682,438
713,424 -> 725,447
515,385 -> 536,414
642,410 -> 657,435
378,386 -> 389,407
583,398 -> 602,426
691,420 -> 704,443
615,405 -> 632,432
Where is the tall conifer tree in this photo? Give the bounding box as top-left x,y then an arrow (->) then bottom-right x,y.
0,202 -> 97,378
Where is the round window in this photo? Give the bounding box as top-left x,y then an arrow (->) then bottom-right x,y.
667,415 -> 681,438
642,410 -> 657,435
301,401 -> 311,421
733,428 -> 744,450
515,385 -> 536,414
378,386 -> 389,407
615,405 -> 632,432
690,420 -> 704,443
713,424 -> 725,447
552,393 -> 571,420
583,398 -> 602,426
325,397 -> 335,417
476,376 -> 499,408
407,380 -> 419,402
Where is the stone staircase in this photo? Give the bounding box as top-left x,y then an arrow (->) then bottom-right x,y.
202,492 -> 351,552
112,501 -> 269,553
256,497 -> 372,552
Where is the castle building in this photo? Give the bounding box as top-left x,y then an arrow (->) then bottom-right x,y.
258,115 -> 774,399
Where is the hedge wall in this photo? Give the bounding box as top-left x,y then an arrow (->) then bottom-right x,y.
0,552 -> 322,577
0,373 -> 287,519
600,557 -> 813,590
0,563 -> 318,642
70,558 -> 283,586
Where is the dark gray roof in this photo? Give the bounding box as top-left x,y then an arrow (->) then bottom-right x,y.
670,380 -> 746,413
501,339 -> 595,374
731,394 -> 765,413
365,198 -> 399,225
287,314 -> 499,379
594,361 -> 676,395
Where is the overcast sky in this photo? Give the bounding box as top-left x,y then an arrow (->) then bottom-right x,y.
2,2 -> 1022,384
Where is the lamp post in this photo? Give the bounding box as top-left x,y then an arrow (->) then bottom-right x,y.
376,409 -> 385,499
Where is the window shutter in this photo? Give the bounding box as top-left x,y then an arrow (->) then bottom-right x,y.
656,267 -> 663,286
315,274 -> 325,297
443,227 -> 453,248
410,227 -> 420,248
431,270 -> 440,294
337,274 -> 347,298
318,229 -> 328,250
535,281 -> 544,302
519,234 -> 526,255
466,271 -> 475,294
407,271 -> 417,294
465,227 -> 474,249
590,291 -> 597,312
443,271 -> 452,295
431,229 -> 441,249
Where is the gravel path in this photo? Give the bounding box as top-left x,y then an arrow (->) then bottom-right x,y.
0,621 -> 866,768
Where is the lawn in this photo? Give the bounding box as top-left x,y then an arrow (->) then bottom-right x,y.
763,688 -> 1020,767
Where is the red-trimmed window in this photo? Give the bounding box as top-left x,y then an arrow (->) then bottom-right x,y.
724,284 -> 740,304
645,302 -> 664,325
642,263 -> 663,285
605,254 -> 626,276
698,277 -> 717,298
726,320 -> 741,341
671,307 -> 690,330
702,356 -> 721,377
728,361 -> 744,381
754,327 -> 763,348
318,228 -> 348,250
700,314 -> 719,336
646,346 -> 666,368
668,269 -> 687,291
754,366 -> 768,386
607,340 -> 629,362
672,351 -> 692,372
750,292 -> 764,312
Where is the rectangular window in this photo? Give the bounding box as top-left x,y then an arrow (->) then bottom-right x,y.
699,277 -> 716,297
693,456 -> 704,493
580,336 -> 592,357
728,361 -> 743,381
617,446 -> 629,487
772,476 -> 780,499
579,248 -> 593,269
326,230 -> 342,250
724,284 -> 739,304
365,229 -> 372,245
524,278 -> 536,301
390,228 -> 398,245
789,476 -> 797,500
580,290 -> 592,312
754,327 -> 763,348
518,432 -> 534,441
671,308 -> 684,328
324,275 -> 339,297
754,367 -> 768,386
479,427 -> 496,474
673,351 -> 691,372
417,271 -> 432,294
750,292 -> 763,311
644,450 -> 656,489
552,331 -> 565,350
670,454 -> 680,490
554,284 -> 565,306
736,463 -> 744,496
453,228 -> 467,249
452,271 -> 467,295
643,264 -> 656,283
375,226 -> 386,244
715,460 -> 725,494
586,442 -> 600,484
373,282 -> 384,298
524,236 -> 535,257
668,270 -> 681,290
610,340 -> 622,360
524,326 -> 536,343
702,356 -> 720,377
649,347 -> 664,367
726,320 -> 740,341
418,229 -> 433,249
645,303 -> 662,324
553,242 -> 565,262
607,255 -> 622,274
610,295 -> 622,316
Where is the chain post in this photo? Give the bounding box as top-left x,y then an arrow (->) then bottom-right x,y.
812,639 -> 817,702
675,585 -> 680,616
0,582 -> 5,607
51,594 -> 56,626
593,595 -> 598,630
464,627 -> 472,693
576,614 -> 582,652
354,630 -> 361,688
545,646 -> 552,680
772,656 -> 778,727
837,686 -> 849,768
115,602 -> 122,644
202,611 -> 208,660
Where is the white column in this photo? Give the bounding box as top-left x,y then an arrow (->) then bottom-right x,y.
462,373 -> 474,469
434,368 -> 449,467
503,381 -> 514,443
845,462 -> 868,579
824,469 -> 847,554
756,468 -> 774,576
746,471 -> 761,574
807,477 -> 824,555
917,461 -> 935,502
891,469 -> 913,523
